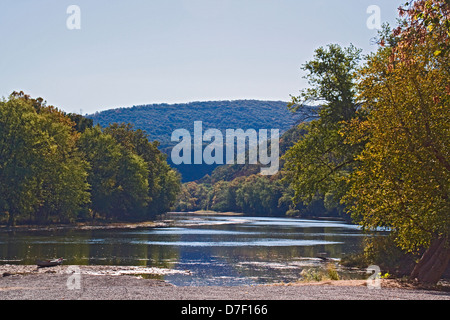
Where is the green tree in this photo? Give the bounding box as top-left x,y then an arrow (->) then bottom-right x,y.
104,123 -> 181,217
31,97 -> 90,223
66,113 -> 94,133
175,182 -> 210,211
211,180 -> 234,212
79,126 -> 150,220
112,151 -> 149,220
152,164 -> 181,215
0,96 -> 48,225
78,126 -> 122,219
0,93 -> 90,225
283,44 -> 363,208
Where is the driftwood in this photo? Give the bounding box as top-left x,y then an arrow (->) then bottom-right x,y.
36,258 -> 64,268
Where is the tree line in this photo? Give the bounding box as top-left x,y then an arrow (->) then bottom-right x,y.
0,92 -> 181,226
175,174 -> 343,218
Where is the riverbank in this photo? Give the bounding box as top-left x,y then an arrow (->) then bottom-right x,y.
0,220 -> 170,233
0,212 -> 347,232
0,211 -> 243,232
0,265 -> 449,300
189,210 -> 245,216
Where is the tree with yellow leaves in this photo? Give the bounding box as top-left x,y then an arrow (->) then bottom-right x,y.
344,0 -> 449,284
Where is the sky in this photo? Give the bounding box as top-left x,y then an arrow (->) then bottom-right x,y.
0,0 -> 404,114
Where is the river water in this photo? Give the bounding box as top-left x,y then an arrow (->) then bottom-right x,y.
0,213 -> 377,286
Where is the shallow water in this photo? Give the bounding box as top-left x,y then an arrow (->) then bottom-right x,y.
0,213 -> 381,286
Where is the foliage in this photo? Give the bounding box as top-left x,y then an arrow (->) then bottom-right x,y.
174,125 -> 346,218
0,92 -> 90,225
362,235 -> 417,277
343,0 -> 450,253
90,100 -> 306,182
0,93 -> 181,225
102,123 -> 181,217
89,100 -> 302,149
78,126 -> 150,220
66,113 -> 94,133
300,264 -> 340,282
341,0 -> 450,283
280,2 -> 450,283
32,97 -> 91,223
283,44 -> 364,208
175,182 -> 211,212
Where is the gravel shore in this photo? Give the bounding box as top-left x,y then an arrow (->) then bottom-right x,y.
1,265 -> 449,300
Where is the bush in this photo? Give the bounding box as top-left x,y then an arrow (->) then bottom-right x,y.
300,263 -> 340,282
347,235 -> 418,277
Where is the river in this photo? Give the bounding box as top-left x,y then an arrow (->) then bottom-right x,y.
0,213 -> 379,286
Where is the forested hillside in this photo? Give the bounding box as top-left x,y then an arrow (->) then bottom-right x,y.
89,100 -> 303,149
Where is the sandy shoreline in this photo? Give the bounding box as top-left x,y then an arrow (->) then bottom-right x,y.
1,265 -> 449,300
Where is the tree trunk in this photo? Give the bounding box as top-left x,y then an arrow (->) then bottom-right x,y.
410,237 -> 450,285
7,211 -> 15,227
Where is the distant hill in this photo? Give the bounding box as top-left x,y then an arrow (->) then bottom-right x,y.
89,100 -> 301,148
88,100 -> 313,181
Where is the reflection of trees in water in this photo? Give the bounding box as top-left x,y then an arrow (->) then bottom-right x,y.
0,228 -> 181,269
0,229 -> 94,265
0,215 -> 367,284
84,231 -> 181,269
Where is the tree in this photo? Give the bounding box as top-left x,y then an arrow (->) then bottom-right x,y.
175,182 -> 210,212
151,163 -> 181,215
66,113 -> 94,133
211,180 -> 235,212
78,126 -> 150,220
31,96 -> 90,223
0,92 -> 90,225
1,93 -> 180,225
112,151 -> 149,220
283,44 -> 363,208
0,96 -> 48,225
78,126 -> 122,219
103,123 -> 181,217
344,0 -> 450,284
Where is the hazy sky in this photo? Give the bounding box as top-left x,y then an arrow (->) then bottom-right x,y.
0,0 -> 404,114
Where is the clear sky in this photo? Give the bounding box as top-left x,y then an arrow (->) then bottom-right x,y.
0,0 -> 404,114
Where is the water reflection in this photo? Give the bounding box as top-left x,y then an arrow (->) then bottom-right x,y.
0,213 -> 382,286
131,239 -> 342,247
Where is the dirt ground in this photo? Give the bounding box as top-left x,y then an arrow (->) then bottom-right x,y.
0,265 -> 449,300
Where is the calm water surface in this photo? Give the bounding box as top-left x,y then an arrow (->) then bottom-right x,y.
0,213 -> 378,286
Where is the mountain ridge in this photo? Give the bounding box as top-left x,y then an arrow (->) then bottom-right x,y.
88,100 -> 300,148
